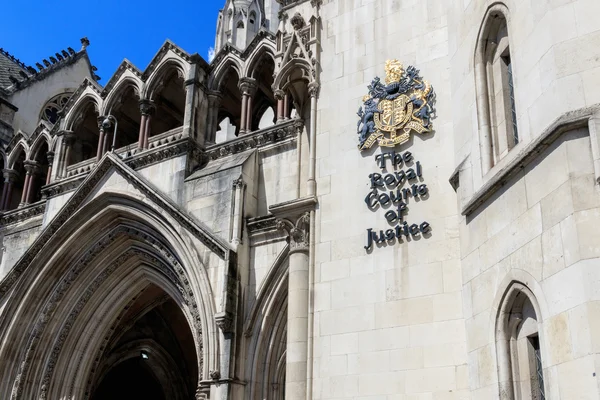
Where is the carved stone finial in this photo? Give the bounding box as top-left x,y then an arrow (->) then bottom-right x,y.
290,13 -> 305,30
80,37 -> 90,50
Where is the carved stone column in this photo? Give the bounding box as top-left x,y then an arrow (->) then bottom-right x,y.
183,61 -> 201,143
96,116 -> 106,160
277,213 -> 310,400
231,177 -> 246,247
21,161 -> 39,206
284,93 -> 291,119
207,92 -> 223,143
1,169 -> 18,211
307,83 -> 320,197
239,78 -> 257,135
45,151 -> 54,185
275,89 -> 285,123
60,131 -> 76,178
139,100 -> 155,150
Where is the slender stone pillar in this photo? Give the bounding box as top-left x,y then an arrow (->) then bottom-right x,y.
137,115 -> 148,150
183,61 -> 201,142
60,132 -> 76,178
239,93 -> 248,135
275,90 -> 285,123
1,169 -> 18,211
307,83 -> 320,196
207,92 -> 223,142
284,94 -> 291,119
278,213 -> 310,400
246,94 -> 254,131
238,78 -> 257,135
96,128 -> 106,160
231,177 -> 246,247
20,162 -> 37,206
23,161 -> 40,205
45,151 -> 54,185
139,100 -> 155,149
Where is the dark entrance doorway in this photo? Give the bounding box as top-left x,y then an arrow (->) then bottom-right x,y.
90,283 -> 197,400
92,358 -> 166,400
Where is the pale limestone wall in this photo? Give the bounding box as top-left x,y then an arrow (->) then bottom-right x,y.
257,144 -> 299,215
461,128 -> 600,399
0,217 -> 43,280
313,0 -> 466,399
451,0 -> 600,194
138,155 -> 188,203
8,57 -> 92,135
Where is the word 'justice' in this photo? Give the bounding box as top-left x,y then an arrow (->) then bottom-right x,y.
364,150 -> 431,250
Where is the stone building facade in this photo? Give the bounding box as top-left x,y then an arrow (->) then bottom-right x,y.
0,0 -> 599,399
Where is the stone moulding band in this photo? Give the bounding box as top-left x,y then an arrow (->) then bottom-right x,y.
205,118 -> 303,161
0,201 -> 46,227
460,104 -> 600,216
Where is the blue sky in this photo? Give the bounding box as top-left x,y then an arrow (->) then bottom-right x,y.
1,0 -> 225,85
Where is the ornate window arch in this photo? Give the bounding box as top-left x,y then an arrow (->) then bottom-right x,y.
39,92 -> 73,124
475,4 -> 519,173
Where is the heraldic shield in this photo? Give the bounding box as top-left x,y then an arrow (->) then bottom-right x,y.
357,60 -> 436,151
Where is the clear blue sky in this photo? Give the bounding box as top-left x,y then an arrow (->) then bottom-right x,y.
1,0 -> 225,85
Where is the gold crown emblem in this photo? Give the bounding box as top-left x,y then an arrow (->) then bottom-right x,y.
384,59 -> 404,84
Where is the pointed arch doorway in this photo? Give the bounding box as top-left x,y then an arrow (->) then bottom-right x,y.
90,283 -> 197,400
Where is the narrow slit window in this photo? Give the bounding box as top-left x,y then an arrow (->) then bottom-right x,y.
504,55 -> 519,146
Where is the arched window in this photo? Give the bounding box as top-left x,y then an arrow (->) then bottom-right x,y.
40,92 -> 72,124
476,5 -> 518,172
496,282 -> 547,400
249,11 -> 257,31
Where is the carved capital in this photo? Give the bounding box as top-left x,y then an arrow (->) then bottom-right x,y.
58,130 -> 75,144
274,89 -> 286,101
207,91 -> 223,108
46,151 -> 55,165
308,82 -> 320,99
3,169 -> 19,183
215,311 -> 235,334
276,212 -> 310,252
238,78 -> 258,96
233,177 -> 246,189
23,160 -> 40,175
139,99 -> 156,116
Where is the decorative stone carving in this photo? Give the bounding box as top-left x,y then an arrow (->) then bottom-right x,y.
290,13 -> 306,30
209,370 -> 221,381
215,311 -> 235,334
238,77 -> 258,97
276,212 -> 310,253
139,99 -> 156,116
232,177 -> 246,189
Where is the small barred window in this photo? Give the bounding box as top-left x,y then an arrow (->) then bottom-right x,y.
40,93 -> 72,124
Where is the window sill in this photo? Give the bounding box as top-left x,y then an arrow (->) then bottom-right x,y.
461,105 -> 599,216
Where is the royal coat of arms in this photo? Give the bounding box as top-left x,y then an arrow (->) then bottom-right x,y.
357,60 -> 436,151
